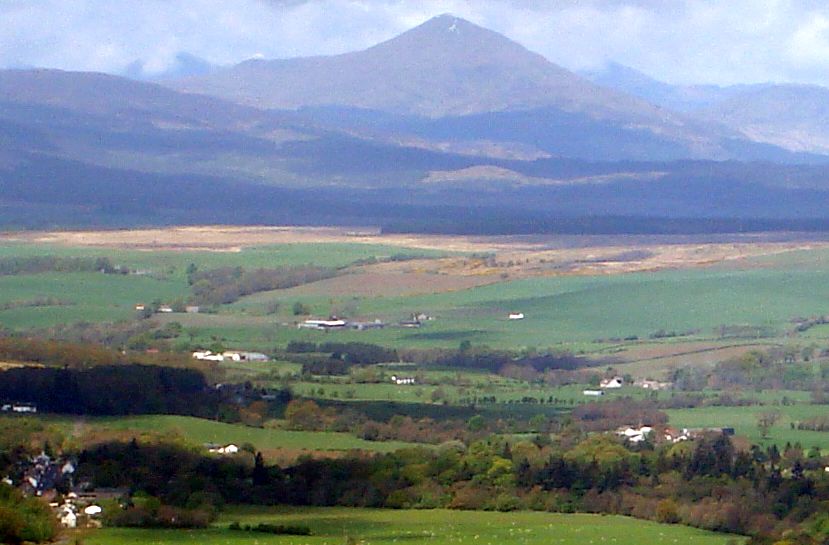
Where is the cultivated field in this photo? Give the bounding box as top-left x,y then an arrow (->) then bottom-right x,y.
80,506 -> 744,545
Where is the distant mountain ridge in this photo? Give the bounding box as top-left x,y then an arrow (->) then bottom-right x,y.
5,17 -> 829,232
168,14 -> 815,163
582,62 -> 829,155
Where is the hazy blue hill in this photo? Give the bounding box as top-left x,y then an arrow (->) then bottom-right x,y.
580,62 -> 762,112
699,84 -> 829,155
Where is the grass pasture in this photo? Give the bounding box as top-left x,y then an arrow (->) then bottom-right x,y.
67,415 -> 420,455
666,403 -> 829,450
0,242 -> 447,331
81,506 -> 743,545
213,256 -> 829,351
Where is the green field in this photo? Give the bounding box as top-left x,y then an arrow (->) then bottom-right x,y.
0,242 -> 446,331
82,506 -> 743,545
4,240 -> 829,353
667,403 -> 829,450
176,253 -> 829,351
66,415 -> 419,453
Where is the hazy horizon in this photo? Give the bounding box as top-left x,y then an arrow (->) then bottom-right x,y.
3,0 -> 829,88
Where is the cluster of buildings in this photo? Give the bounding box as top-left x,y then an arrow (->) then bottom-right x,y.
18,452 -> 75,497
6,451 -> 128,528
298,313 -> 433,331
54,496 -> 104,529
192,350 -> 269,362
584,376 -> 674,397
616,425 -> 735,445
135,303 -> 200,314
205,443 -> 240,455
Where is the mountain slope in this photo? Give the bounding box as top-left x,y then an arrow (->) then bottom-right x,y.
699,84 -> 829,154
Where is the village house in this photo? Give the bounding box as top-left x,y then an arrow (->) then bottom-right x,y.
508,312 -> 525,320
616,425 -> 653,443
19,452 -> 76,497
206,443 -> 240,455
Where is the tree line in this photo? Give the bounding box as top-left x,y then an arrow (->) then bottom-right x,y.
72,431 -> 829,544
187,265 -> 338,306
0,365 -> 222,417
0,255 -> 125,276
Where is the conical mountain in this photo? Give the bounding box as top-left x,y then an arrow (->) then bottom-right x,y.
172,14 -> 673,122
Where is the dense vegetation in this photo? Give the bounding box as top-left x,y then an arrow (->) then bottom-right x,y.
0,256 -> 125,276
70,432 -> 829,544
0,484 -> 57,544
0,365 -> 222,416
188,265 -> 338,306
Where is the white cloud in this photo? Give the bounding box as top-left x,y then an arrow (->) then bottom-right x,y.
1,0 -> 829,86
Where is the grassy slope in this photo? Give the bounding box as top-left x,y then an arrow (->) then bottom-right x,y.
69,415 -> 419,453
83,506 -> 743,545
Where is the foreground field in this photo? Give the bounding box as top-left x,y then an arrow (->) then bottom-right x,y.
81,506 -> 743,545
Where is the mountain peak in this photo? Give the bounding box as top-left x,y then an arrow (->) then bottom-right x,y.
390,14 -> 509,45
171,15 -> 666,120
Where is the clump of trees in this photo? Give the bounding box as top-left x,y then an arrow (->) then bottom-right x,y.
106,493 -> 214,529
0,255 -> 125,276
187,265 -> 338,306
0,483 -> 57,544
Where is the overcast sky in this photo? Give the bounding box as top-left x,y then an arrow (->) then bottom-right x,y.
3,0 -> 829,86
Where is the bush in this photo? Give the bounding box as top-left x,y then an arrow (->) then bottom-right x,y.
228,522 -> 311,535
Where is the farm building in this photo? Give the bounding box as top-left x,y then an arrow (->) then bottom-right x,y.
635,378 -> 673,390
2,403 -> 37,413
349,320 -> 385,330
583,389 -> 604,396
192,350 -> 224,362
600,377 -> 624,389
508,312 -> 524,320
299,318 -> 347,330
